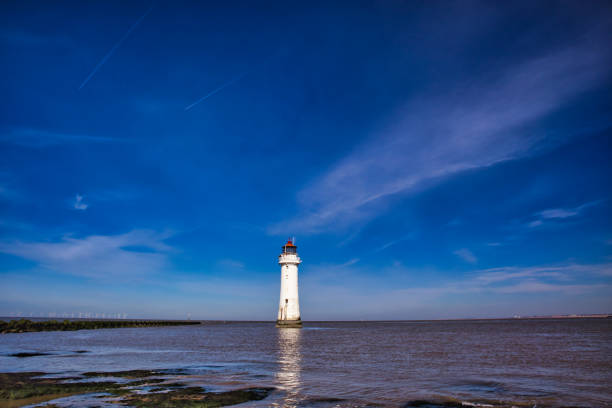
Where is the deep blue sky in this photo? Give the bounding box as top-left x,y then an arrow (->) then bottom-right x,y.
1,1 -> 611,320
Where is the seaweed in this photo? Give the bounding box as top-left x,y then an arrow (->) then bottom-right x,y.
0,371 -> 131,400
82,369 -> 164,378
120,386 -> 274,408
0,371 -> 274,407
8,352 -> 52,358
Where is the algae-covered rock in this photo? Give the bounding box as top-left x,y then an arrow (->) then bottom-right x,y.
0,371 -> 274,407
82,369 -> 164,378
0,372 -> 121,401
120,386 -> 274,408
8,352 -> 52,358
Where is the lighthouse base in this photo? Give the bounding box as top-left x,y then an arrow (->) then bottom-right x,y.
276,319 -> 302,328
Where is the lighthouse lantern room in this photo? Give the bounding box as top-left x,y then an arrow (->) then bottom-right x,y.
276,239 -> 302,328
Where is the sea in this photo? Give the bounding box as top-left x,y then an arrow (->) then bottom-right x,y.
1,318 -> 611,407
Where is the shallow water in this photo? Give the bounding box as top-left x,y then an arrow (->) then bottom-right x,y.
1,319 -> 611,407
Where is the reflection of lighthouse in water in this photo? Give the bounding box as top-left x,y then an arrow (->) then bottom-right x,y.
275,328 -> 302,407
276,239 -> 302,327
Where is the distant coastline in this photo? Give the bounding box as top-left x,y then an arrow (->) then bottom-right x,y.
307,314 -> 612,322
508,313 -> 612,319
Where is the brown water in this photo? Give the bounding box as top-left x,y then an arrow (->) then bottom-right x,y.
1,319 -> 611,407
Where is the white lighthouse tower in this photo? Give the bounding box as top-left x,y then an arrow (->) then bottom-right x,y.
276,239 -> 302,328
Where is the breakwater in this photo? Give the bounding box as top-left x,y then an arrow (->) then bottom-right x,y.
0,318 -> 200,334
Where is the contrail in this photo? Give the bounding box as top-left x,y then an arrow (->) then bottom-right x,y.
184,71 -> 248,111
183,50 -> 284,111
79,5 -> 154,90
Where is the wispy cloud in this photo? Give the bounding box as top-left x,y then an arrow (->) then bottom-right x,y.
271,38 -> 610,234
296,259 -> 612,319
66,190 -> 139,211
528,200 -> 602,228
469,263 -> 612,294
79,4 -> 154,89
454,248 -> 478,264
1,128 -> 126,147
73,194 -> 88,210
539,208 -> 580,219
374,240 -> 398,252
0,230 -> 174,279
469,263 -> 612,295
374,232 -> 417,253
300,260 -> 612,318
341,258 -> 360,267
492,281 -> 606,294
474,264 -> 583,284
216,258 -> 246,270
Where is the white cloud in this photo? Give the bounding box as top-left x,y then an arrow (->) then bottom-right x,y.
454,248 -> 478,264
0,230 -> 174,279
528,200 -> 602,228
73,194 -> 88,210
539,208 -> 579,219
271,39 -> 610,234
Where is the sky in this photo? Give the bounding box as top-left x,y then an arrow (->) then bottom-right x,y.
0,1 -> 611,320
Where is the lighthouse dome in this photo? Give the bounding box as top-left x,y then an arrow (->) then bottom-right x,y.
282,239 -> 297,254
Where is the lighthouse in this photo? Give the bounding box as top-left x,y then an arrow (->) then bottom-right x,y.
276,239 -> 302,328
